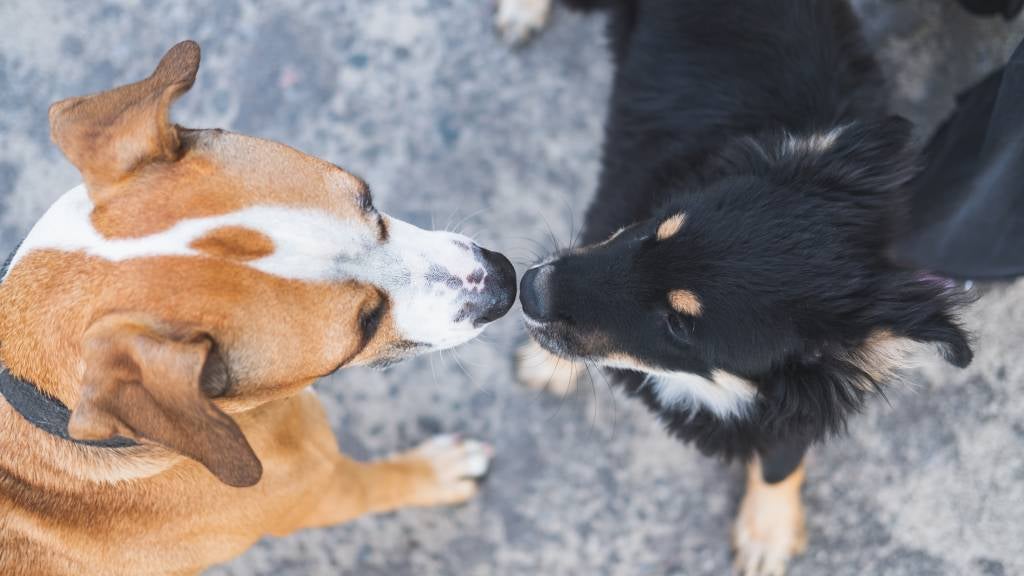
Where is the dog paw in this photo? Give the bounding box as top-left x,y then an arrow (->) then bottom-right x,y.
402,434 -> 493,506
732,472 -> 807,576
516,339 -> 584,396
495,0 -> 552,45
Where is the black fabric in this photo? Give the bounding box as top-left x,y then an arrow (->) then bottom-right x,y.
757,435 -> 812,484
895,37 -> 1024,278
0,369 -> 137,448
956,0 -> 1023,19
0,242 -> 136,449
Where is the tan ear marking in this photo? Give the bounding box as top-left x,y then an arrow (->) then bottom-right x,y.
190,226 -> 275,261
668,289 -> 702,316
656,213 -> 686,241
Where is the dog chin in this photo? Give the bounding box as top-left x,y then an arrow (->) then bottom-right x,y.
437,324 -> 490,350
374,326 -> 488,369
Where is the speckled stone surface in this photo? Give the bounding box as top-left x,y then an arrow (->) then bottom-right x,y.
1,1 -> 1022,575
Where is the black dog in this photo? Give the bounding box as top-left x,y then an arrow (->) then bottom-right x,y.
510,1 -> 973,574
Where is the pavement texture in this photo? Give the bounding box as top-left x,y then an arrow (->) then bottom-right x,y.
1,1 -> 1023,575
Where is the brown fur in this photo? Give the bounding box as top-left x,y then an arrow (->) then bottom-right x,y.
668,288 -> 702,317
190,226 -> 276,261
656,212 -> 685,241
0,41 -> 487,575
733,458 -> 808,576
0,391 -> 478,575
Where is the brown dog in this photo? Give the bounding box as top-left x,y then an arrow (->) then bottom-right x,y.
0,41 -> 517,575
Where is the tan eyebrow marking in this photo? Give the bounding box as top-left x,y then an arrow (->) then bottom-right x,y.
190,226 -> 275,261
656,213 -> 686,241
668,289 -> 702,316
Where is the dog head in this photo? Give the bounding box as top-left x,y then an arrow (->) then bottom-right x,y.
0,41 -> 515,486
521,118 -> 972,429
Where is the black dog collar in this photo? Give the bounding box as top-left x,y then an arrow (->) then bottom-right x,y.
0,243 -> 136,449
0,368 -> 137,449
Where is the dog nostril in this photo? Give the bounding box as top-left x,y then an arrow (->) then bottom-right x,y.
520,264 -> 555,321
470,248 -> 517,327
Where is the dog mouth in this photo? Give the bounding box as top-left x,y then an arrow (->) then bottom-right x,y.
522,316 -> 574,357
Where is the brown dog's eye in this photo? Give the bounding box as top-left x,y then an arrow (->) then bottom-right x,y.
358,298 -> 386,344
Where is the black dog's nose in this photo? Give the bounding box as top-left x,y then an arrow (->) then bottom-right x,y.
520,263 -> 555,321
471,248 -> 517,327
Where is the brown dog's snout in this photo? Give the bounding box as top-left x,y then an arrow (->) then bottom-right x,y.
468,247 -> 517,327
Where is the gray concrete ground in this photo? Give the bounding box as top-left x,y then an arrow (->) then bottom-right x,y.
1,1 -> 1023,574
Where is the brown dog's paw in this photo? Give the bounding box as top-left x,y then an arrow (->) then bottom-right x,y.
516,340 -> 584,396
398,434 -> 493,506
495,0 -> 552,45
732,465 -> 808,576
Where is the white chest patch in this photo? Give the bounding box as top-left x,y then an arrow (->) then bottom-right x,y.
647,369 -> 757,420
5,184 -> 372,282
601,356 -> 758,420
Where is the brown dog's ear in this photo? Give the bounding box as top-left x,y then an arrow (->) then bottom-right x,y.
68,314 -> 262,487
48,40 -> 201,198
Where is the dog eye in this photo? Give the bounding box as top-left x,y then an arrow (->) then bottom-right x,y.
665,313 -> 691,344
358,299 -> 386,343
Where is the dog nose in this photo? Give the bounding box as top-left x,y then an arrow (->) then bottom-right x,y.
520,263 -> 555,321
470,248 -> 517,327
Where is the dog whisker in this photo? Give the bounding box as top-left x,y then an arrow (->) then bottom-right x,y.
447,348 -> 489,394
441,206 -> 461,233
556,193 -> 584,251
429,351 -> 439,390
449,207 -> 489,237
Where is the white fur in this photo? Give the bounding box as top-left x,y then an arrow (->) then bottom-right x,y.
7,184 -> 493,350
647,369 -> 757,420
369,218 -> 488,349
601,356 -> 757,419
781,126 -> 847,157
495,0 -> 552,44
6,185 -> 370,280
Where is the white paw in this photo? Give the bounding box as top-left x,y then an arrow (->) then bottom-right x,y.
495,0 -> 552,45
732,479 -> 807,576
411,434 -> 493,504
516,339 -> 585,396
733,531 -> 797,576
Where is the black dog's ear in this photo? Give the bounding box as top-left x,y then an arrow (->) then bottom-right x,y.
878,275 -> 974,368
818,116 -> 919,193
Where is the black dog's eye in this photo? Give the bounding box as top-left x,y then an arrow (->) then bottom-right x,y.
665,313 -> 691,344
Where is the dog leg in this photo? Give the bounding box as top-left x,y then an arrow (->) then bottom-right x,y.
295,434 -> 492,530
733,456 -> 808,576
495,0 -> 552,45
516,339 -> 585,395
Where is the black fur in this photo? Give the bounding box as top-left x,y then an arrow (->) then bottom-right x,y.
521,0 -> 973,460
